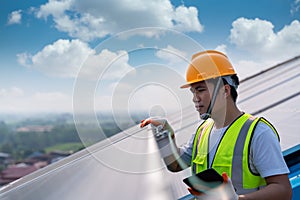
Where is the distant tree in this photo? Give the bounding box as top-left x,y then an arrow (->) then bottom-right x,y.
0,143 -> 13,154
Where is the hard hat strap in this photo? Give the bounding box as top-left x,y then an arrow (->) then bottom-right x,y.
200,77 -> 223,120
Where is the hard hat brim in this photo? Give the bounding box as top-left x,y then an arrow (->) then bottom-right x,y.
180,73 -> 237,89
180,79 -> 203,89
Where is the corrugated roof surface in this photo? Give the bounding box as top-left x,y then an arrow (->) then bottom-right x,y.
1,56 -> 299,200
238,55 -> 300,151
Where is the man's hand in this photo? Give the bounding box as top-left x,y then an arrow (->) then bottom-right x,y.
140,118 -> 165,128
188,173 -> 238,200
140,118 -> 174,139
140,117 -> 187,172
140,117 -> 175,158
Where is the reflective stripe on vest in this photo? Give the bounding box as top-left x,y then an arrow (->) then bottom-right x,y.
190,113 -> 280,190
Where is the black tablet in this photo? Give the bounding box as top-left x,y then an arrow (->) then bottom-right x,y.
183,168 -> 223,193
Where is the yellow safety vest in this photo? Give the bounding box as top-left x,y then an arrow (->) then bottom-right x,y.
191,113 -> 279,190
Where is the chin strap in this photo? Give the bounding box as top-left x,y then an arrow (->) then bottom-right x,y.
200,113 -> 211,120
200,78 -> 223,120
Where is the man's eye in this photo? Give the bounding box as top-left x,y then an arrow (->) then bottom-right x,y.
196,88 -> 206,92
190,88 -> 205,93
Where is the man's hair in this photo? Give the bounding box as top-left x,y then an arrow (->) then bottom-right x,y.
222,75 -> 239,102
207,74 -> 239,103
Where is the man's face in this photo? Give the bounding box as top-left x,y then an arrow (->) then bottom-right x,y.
190,81 -> 214,114
190,80 -> 227,116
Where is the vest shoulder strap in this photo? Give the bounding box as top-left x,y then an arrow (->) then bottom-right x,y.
191,119 -> 214,173
256,117 -> 280,141
231,117 -> 255,187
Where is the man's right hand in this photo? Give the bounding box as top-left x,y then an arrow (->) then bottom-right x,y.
140,117 -> 175,157
140,118 -> 166,128
140,117 -> 186,172
140,117 -> 175,139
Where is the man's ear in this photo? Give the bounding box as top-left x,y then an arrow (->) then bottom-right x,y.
224,85 -> 231,97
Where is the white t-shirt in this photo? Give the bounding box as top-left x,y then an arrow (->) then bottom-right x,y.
179,121 -> 290,194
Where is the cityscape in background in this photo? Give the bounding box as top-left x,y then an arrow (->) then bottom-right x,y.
0,112 -> 147,186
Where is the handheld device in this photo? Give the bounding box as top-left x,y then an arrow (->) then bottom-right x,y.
183,168 -> 223,193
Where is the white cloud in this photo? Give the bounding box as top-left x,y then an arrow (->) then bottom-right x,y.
0,87 -> 24,98
17,39 -> 134,80
233,60 -> 266,79
36,0 -> 73,18
155,45 -> 187,65
32,92 -> 72,111
229,18 -> 300,62
291,0 -> 300,15
173,6 -> 203,32
93,63 -> 191,114
35,0 -> 203,41
17,52 -> 32,67
79,49 -> 135,81
93,80 -> 191,114
276,20 -> 300,52
215,44 -> 227,55
0,87 -> 72,113
17,39 -> 92,78
229,18 -> 275,52
7,10 -> 22,25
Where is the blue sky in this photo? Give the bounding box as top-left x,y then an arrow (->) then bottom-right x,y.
1,0 -> 300,114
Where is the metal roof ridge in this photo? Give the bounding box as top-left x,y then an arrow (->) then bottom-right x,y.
251,91 -> 300,115
240,55 -> 300,83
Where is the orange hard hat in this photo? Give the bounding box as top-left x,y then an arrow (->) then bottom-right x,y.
180,50 -> 236,88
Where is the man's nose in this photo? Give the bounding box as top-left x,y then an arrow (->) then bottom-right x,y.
193,93 -> 200,102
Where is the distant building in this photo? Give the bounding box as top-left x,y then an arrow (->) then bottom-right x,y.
49,151 -> 71,163
0,163 -> 38,186
0,150 -> 73,186
16,125 -> 53,133
0,152 -> 12,166
25,151 -> 51,165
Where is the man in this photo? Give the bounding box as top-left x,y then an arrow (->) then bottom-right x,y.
140,50 -> 292,199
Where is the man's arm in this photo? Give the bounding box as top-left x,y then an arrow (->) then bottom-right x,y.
163,152 -> 185,172
239,174 -> 292,200
239,121 -> 292,199
157,133 -> 190,172
140,118 -> 190,172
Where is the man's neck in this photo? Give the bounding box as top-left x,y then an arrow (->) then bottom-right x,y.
212,106 -> 243,129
